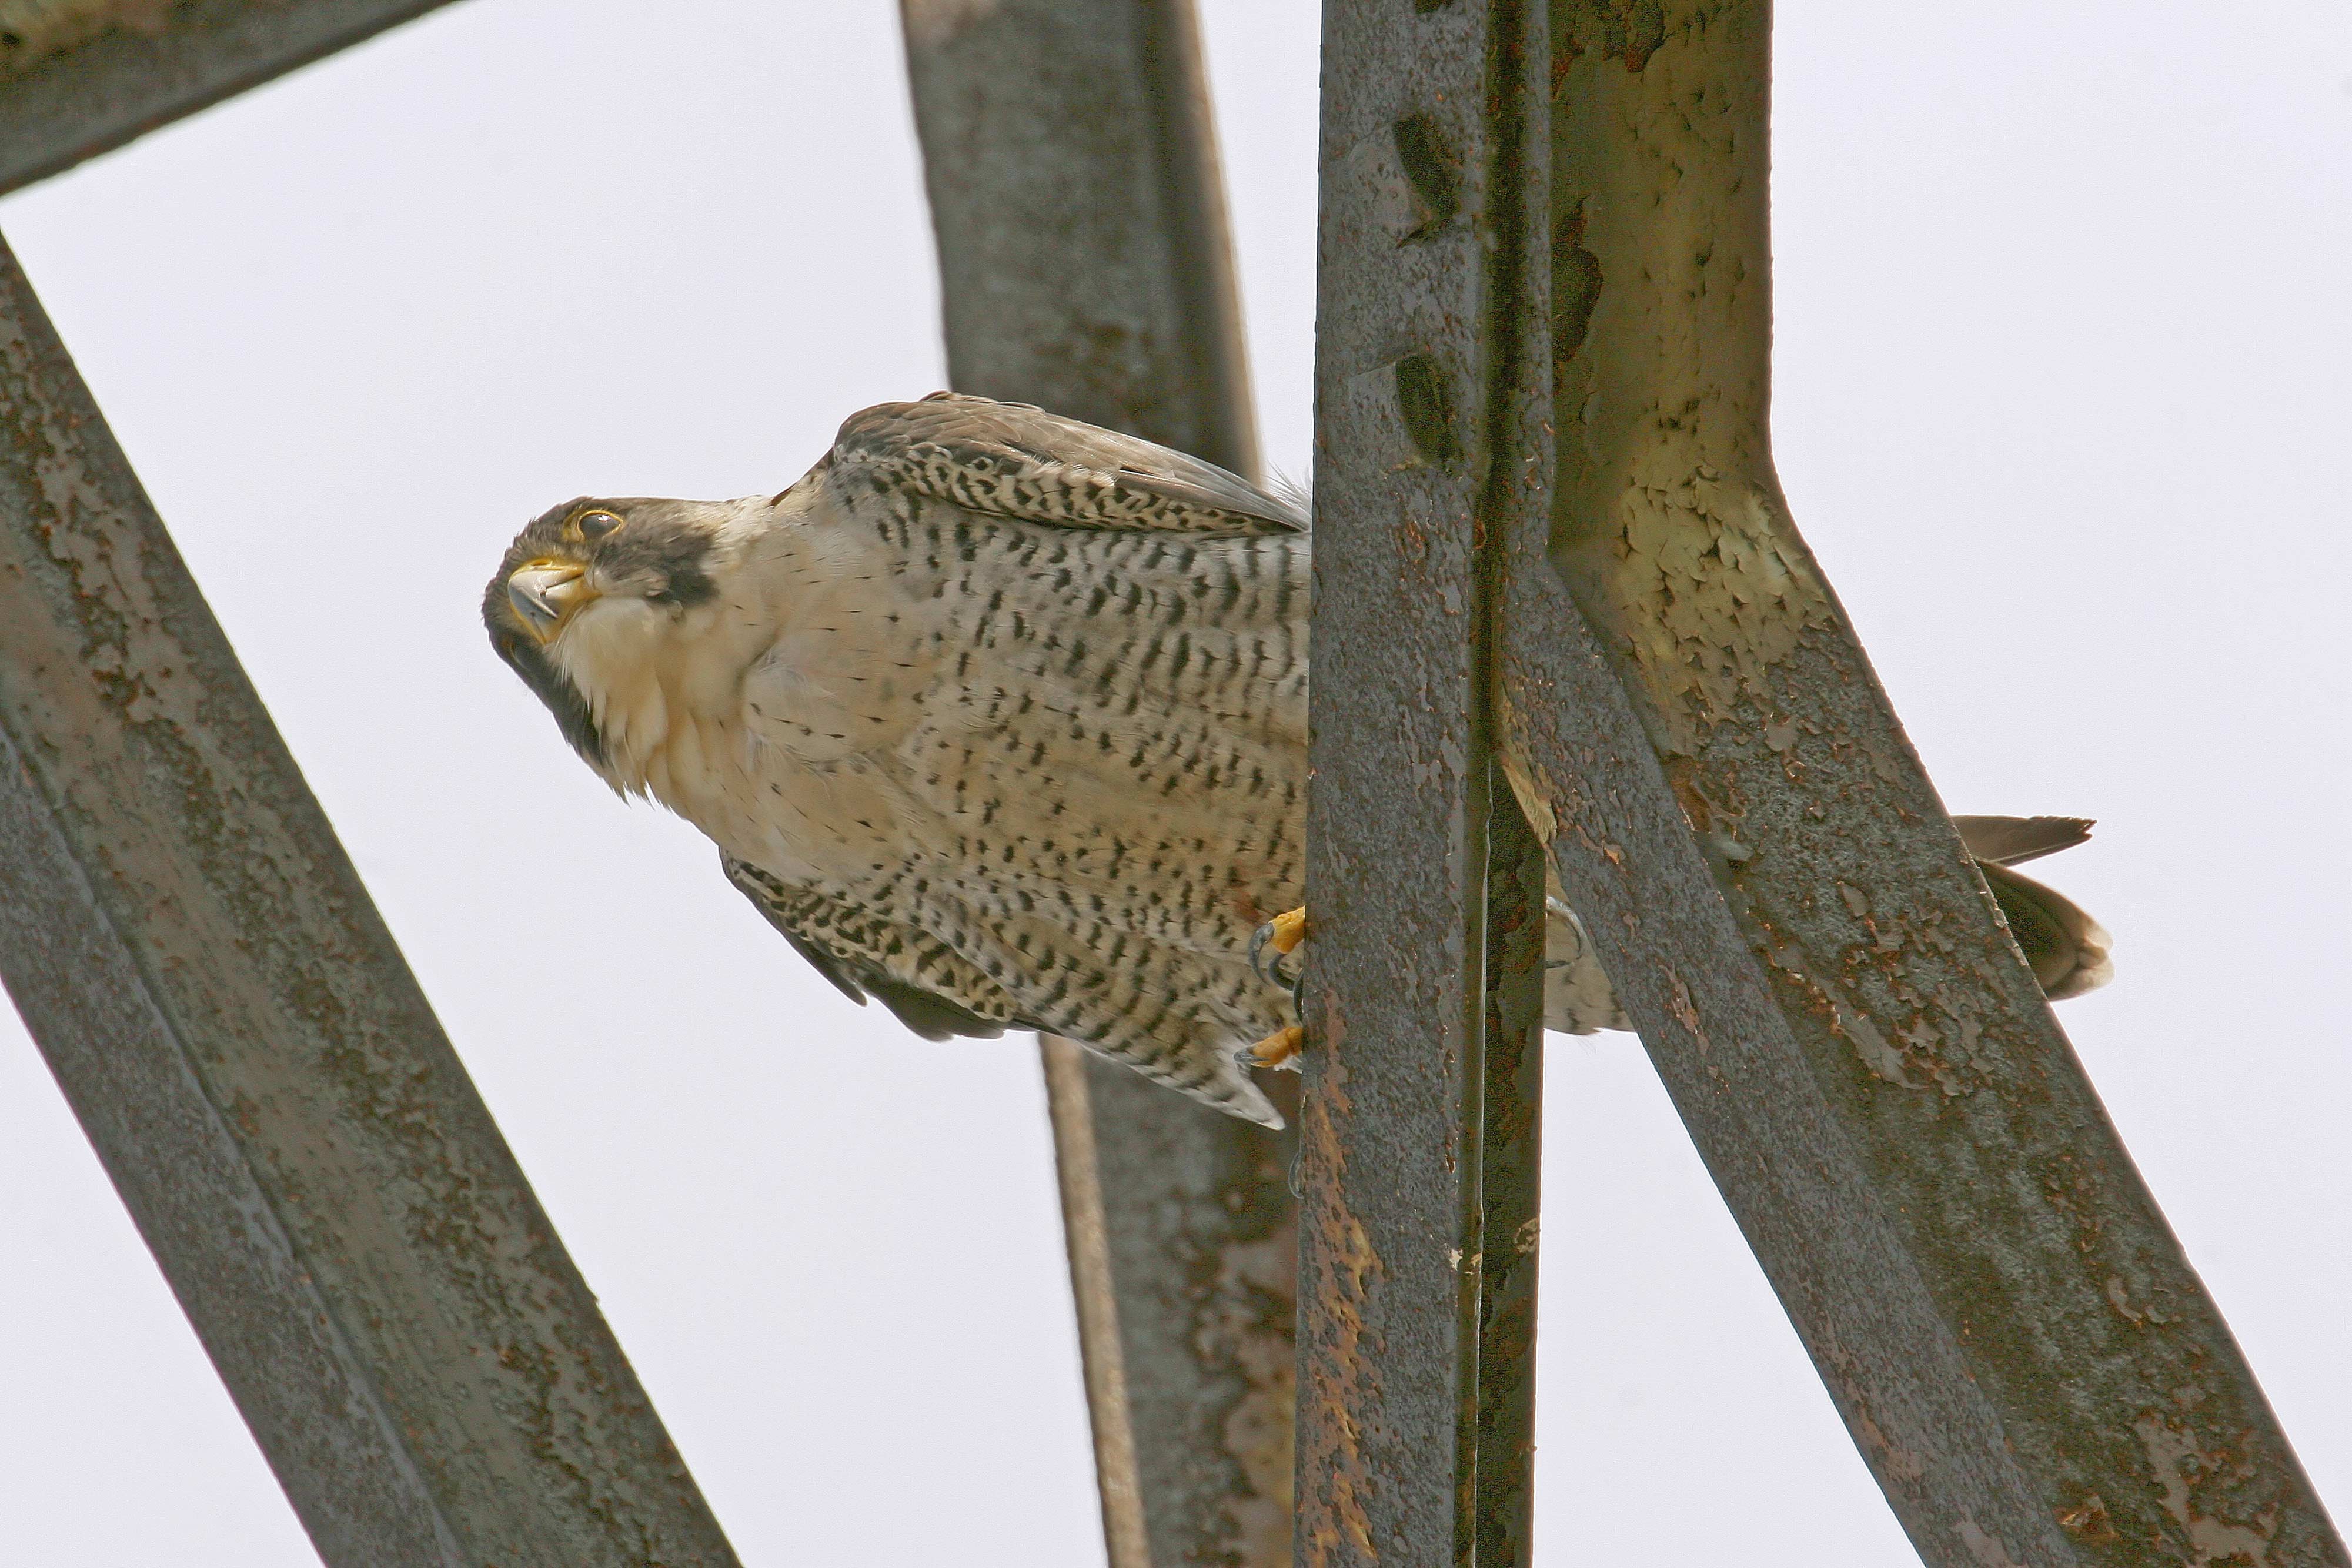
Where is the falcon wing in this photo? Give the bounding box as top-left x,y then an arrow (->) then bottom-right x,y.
827,392 -> 1307,537
722,855 -> 1044,1042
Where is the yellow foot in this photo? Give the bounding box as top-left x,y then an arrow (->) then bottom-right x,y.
1241,1024 -> 1305,1071
1265,906 -> 1307,954
1250,905 -> 1308,986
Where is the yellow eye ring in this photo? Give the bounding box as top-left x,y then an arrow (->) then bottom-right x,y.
569,508 -> 624,542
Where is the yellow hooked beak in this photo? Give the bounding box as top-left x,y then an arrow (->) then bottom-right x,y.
507,560 -> 599,643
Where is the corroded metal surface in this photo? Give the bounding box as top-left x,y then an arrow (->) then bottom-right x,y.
900,3 -> 1298,1561
1472,788 -> 1545,1568
1470,17 -> 1556,1562
0,0 -> 464,193
1488,4 -> 2349,1564
0,1 -> 178,78
1084,1057 -> 1301,1566
0,236 -> 738,1567
1040,1038 -> 1153,1568
1298,0 -> 1548,1562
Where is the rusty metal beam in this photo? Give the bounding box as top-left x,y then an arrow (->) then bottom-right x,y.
898,3 -> 1297,1563
1296,0 -> 1549,1562
0,0 -> 466,196
1471,791 -> 1546,1568
1487,4 -> 2348,1566
0,235 -> 738,1567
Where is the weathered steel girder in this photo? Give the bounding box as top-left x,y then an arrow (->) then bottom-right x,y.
1,2 -> 2336,1564
1298,0 -> 1550,1562
0,236 -> 738,1568
0,0 -> 467,196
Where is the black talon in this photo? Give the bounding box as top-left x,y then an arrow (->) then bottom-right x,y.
1249,917 -> 1282,988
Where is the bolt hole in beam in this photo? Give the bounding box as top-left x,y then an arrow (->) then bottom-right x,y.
1394,352 -> 1460,469
1391,113 -> 1462,239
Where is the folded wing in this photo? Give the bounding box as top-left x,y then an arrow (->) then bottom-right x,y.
722,854 -> 1043,1042
827,392 -> 1307,537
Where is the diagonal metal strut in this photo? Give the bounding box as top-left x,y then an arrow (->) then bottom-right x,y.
1510,4 -> 2341,1565
0,235 -> 739,1568
0,0 -> 470,196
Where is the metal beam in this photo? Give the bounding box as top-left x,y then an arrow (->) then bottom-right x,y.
1494,4 -> 2348,1565
1297,0 -> 1549,1562
900,0 -> 1258,476
1471,792 -> 1546,1568
0,235 -> 738,1568
898,4 -> 1297,1563
0,0 -> 466,196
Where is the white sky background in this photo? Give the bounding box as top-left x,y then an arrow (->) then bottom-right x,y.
2,1 -> 2346,1562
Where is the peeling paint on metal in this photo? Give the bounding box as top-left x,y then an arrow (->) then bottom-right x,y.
1575,474 -> 1836,757
1297,1041 -> 1383,1566
2137,1415 -> 2283,1567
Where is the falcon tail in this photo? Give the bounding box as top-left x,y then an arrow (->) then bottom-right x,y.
1975,858 -> 2114,1000
1540,813 -> 2114,1035
1957,815 -> 2113,999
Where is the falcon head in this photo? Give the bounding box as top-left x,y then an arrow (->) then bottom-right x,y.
483,496 -> 729,768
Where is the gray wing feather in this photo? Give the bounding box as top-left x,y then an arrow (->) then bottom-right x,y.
828,392 -> 1307,536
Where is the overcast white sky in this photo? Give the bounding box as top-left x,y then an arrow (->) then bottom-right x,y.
2,2 -> 2346,1564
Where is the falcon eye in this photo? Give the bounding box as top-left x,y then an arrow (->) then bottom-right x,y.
572,509 -> 624,541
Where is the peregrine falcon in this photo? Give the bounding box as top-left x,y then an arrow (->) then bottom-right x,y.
485,393 -> 2112,1128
